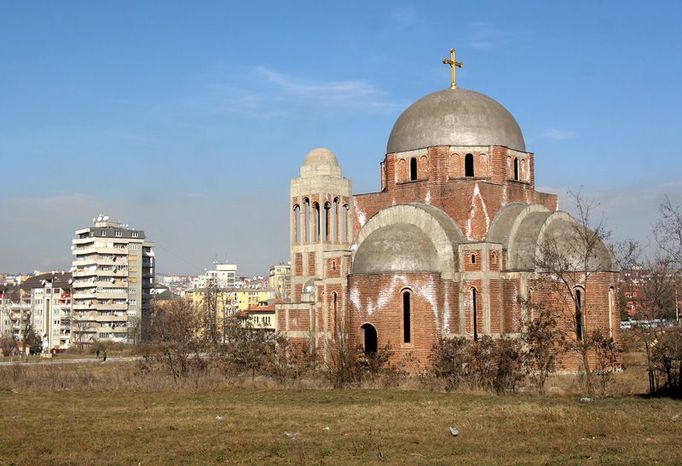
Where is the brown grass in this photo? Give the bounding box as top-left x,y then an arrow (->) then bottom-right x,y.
1,359 -> 681,465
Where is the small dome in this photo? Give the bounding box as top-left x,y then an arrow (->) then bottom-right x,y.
303,147 -> 339,167
387,89 -> 525,153
353,223 -> 439,274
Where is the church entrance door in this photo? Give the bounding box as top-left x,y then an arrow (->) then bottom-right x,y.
361,323 -> 378,354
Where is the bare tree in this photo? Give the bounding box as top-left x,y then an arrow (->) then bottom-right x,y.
533,190 -> 616,393
141,298 -> 205,382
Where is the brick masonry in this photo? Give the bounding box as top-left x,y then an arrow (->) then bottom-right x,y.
278,142 -> 619,372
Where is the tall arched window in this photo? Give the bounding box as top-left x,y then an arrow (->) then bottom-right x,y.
332,291 -> 338,320
341,204 -> 349,243
575,288 -> 583,341
472,287 -> 478,341
304,198 -> 311,242
402,290 -> 411,343
410,157 -> 418,181
313,203 -> 321,241
513,157 -> 519,181
293,204 -> 301,243
332,198 -> 339,242
324,202 -> 331,242
608,286 -> 615,338
465,154 -> 475,177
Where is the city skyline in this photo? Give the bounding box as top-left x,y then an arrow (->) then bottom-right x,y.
2,1 -> 682,275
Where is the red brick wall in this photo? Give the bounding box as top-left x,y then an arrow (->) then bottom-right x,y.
288,308 -> 310,332
352,145 -> 557,242
294,253 -> 302,276
347,272 -> 443,365
462,249 -> 481,271
308,252 -> 316,275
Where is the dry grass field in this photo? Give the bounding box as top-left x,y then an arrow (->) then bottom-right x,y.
1,360 -> 681,465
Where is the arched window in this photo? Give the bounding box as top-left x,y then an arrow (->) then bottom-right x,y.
410,157 -> 418,181
313,203 -> 321,241
342,204 -> 349,243
608,286 -> 615,338
332,198 -> 339,242
513,157 -> 519,181
403,290 -> 411,343
472,288 -> 478,341
471,254 -> 477,264
331,260 -> 337,271
324,202 -> 331,242
465,154 -> 474,177
575,288 -> 583,341
332,291 -> 338,318
304,198 -> 311,242
293,204 -> 300,243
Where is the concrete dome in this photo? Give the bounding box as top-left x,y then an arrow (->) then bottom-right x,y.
352,223 -> 439,274
303,147 -> 339,167
387,89 -> 526,153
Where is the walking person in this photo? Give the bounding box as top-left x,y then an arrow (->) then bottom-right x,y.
103,350 -> 107,362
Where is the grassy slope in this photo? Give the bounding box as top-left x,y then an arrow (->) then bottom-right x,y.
2,387 -> 681,465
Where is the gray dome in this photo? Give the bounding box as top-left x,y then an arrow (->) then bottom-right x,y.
352,223 -> 439,274
387,89 -> 526,153
303,147 -> 338,166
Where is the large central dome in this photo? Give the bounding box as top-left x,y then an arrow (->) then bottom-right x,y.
387,89 -> 525,153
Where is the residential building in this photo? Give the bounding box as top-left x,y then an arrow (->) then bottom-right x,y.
238,299 -> 277,331
71,215 -> 154,345
20,272 -> 72,349
0,284 -> 23,340
269,263 -> 291,301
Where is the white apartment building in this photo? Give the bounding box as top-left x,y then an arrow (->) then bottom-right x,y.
22,272 -> 73,349
1,273 -> 72,350
71,215 -> 154,344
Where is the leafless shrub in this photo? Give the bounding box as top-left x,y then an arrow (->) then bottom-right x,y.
429,336 -> 523,393
650,327 -> 682,396
0,334 -> 18,357
138,298 -> 207,382
521,302 -> 567,394
589,329 -> 622,396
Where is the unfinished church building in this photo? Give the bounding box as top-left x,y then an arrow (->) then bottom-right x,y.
276,65 -> 619,369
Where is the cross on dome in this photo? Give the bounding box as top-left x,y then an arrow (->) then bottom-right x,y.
442,48 -> 464,90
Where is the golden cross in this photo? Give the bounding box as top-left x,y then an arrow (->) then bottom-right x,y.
442,48 -> 464,90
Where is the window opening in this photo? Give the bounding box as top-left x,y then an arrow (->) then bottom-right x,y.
465,153 -> 475,177
472,288 -> 478,341
403,291 -> 411,343
575,288 -> 583,341
410,157 -> 418,181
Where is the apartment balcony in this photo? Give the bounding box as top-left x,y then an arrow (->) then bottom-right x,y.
96,290 -> 128,299
73,270 -> 97,278
72,312 -> 99,321
95,303 -> 129,311
72,237 -> 95,246
72,258 -> 99,267
74,246 -> 128,256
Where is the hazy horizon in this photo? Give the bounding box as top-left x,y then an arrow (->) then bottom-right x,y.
2,1 -> 682,276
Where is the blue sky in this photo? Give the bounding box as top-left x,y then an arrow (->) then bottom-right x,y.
1,1 -> 681,275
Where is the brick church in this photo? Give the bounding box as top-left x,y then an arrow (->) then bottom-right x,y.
276,55 -> 619,366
